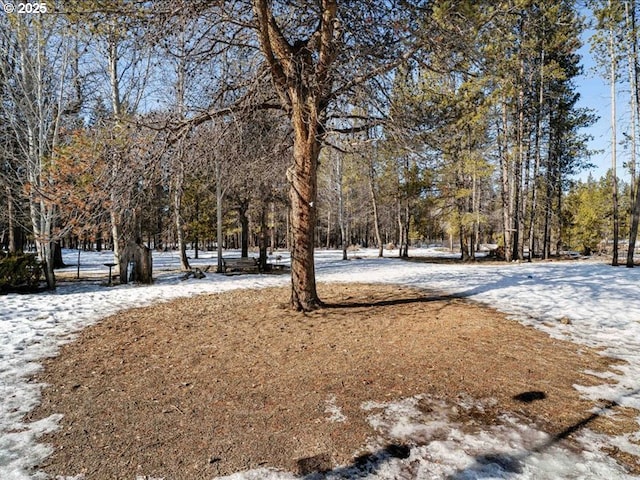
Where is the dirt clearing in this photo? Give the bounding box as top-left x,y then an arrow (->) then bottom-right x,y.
29,283 -> 637,478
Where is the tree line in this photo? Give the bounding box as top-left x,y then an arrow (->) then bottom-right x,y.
0,1 -> 637,310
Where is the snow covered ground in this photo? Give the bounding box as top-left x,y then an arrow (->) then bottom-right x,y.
2,247 -> 640,479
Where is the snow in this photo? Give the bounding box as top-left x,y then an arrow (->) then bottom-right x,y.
2,247 -> 640,479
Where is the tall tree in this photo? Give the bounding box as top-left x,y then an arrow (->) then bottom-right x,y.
625,0 -> 640,266
591,0 -> 625,265
610,0 -> 621,266
0,12 -> 77,288
250,0 -> 426,310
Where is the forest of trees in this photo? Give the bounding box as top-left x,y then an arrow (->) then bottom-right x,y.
1,1 -> 640,309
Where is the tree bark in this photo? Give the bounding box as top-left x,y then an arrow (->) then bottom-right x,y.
336,153 -> 347,260
610,1 -> 620,266
627,0 -> 640,267
239,201 -> 250,258
402,200 -> 410,258
252,0 -> 338,311
259,203 -> 268,271
174,159 -> 190,271
288,103 -> 321,310
269,201 -> 276,255
215,159 -> 225,273
528,48 -> 545,261
6,186 -> 16,254
498,103 -> 513,261
119,241 -> 153,284
368,157 -> 383,258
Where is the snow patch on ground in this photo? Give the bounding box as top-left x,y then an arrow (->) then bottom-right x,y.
324,395 -> 347,423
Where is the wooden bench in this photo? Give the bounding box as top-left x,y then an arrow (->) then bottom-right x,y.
221,257 -> 260,274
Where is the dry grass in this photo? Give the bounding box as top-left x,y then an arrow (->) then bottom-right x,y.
29,283 -> 638,479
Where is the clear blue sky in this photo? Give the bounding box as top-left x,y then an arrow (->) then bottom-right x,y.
576,30 -> 613,182
576,24 -> 634,184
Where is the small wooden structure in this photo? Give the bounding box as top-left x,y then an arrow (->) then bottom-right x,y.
221,257 -> 260,274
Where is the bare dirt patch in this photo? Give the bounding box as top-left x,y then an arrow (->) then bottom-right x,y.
29,283 -> 637,478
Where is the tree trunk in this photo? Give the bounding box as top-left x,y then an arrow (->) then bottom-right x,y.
499,104 -> 513,262
239,202 -> 249,258
326,209 -> 331,249
336,154 -> 347,260
396,198 -> 404,257
611,5 -> 620,266
6,186 -> 16,254
53,242 -> 65,269
402,200 -> 410,258
368,161 -> 383,258
110,208 -> 121,263
119,241 -> 153,284
216,160 -> 224,273
29,188 -> 56,289
174,160 -> 190,271
513,55 -> 526,262
529,49 -> 545,262
269,201 -> 276,255
251,0 -> 338,310
259,203 -> 268,271
628,0 -> 640,267
39,240 -> 56,290
629,175 -> 640,266
288,103 -> 321,311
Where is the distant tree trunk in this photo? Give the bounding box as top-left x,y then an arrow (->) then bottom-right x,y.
630,178 -> 640,267
555,178 -> 563,254
40,241 -> 56,290
611,4 -> 620,266
336,153 -> 347,260
512,54 -> 526,262
53,242 -> 65,269
542,149 -> 554,259
326,209 -> 331,249
6,186 -> 16,254
627,0 -> 640,267
258,203 -> 268,271
239,201 -> 249,258
269,201 -> 276,254
173,157 -> 190,271
368,154 -> 383,257
459,227 -> 469,261
216,160 -> 224,273
397,198 -> 404,257
285,206 -> 291,251
499,103 -> 513,262
29,187 -> 56,288
402,199 -> 411,258
471,162 -> 478,259
529,50 -> 545,261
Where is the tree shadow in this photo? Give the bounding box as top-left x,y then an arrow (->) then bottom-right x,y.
294,393 -> 632,479
446,395 -> 630,480
322,293 -> 464,309
513,390 -> 547,403
298,443 -> 411,478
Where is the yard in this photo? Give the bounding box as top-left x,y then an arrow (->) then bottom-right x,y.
2,248 -> 640,479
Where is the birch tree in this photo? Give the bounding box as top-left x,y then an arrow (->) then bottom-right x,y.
0,12 -> 76,288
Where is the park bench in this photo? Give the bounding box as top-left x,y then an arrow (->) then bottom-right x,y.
221,257 -> 260,274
